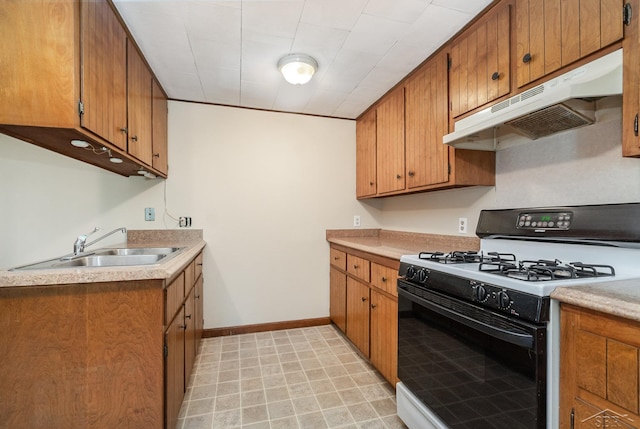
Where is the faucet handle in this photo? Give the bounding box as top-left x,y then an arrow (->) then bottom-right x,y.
74,227 -> 101,254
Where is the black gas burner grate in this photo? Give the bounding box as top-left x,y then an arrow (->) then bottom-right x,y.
480,258 -> 615,282
418,250 -> 516,264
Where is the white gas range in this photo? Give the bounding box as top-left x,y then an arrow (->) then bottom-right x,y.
396,203 -> 640,429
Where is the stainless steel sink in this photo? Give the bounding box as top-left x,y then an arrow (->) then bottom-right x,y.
10,247 -> 185,271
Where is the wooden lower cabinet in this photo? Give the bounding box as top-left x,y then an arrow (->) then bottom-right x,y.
346,277 -> 371,357
560,304 -> 640,429
370,289 -> 398,384
0,251 -> 204,429
329,244 -> 399,385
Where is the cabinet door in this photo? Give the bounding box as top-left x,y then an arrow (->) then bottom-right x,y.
376,87 -> 405,194
370,290 -> 398,385
152,78 -> 168,175
330,267 -> 347,333
127,40 -> 153,165
516,0 -> 624,88
405,53 -> 449,188
184,288 -> 196,386
165,306 -> 185,429
356,109 -> 377,198
449,3 -> 510,118
194,274 -> 204,345
623,0 -> 640,157
346,278 -> 370,357
80,0 -> 128,149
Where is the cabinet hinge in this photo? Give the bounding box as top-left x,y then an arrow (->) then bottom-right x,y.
163,344 -> 168,359
624,3 -> 632,26
78,101 -> 85,116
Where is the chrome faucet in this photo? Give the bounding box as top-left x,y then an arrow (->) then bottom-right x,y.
73,227 -> 127,255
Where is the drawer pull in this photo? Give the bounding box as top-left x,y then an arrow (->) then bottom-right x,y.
353,264 -> 358,269
371,304 -> 377,309
381,277 -> 387,282
180,324 -> 187,330
334,256 -> 340,260
185,314 -> 192,320
491,71 -> 500,81
361,296 -> 368,302
196,263 -> 203,266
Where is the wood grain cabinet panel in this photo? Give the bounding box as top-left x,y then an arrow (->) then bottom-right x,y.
356,109 -> 377,198
449,3 -> 510,118
623,0 -> 640,157
346,277 -> 371,357
152,79 -> 169,175
371,263 -> 397,296
370,289 -> 398,385
165,306 -> 186,429
127,40 -> 153,166
560,304 -> 640,428
516,0 -> 624,88
330,248 -> 347,271
330,267 -> 347,333
347,254 -> 371,282
165,273 -> 185,324
376,87 -> 405,194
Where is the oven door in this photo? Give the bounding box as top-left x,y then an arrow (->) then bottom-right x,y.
398,279 -> 546,429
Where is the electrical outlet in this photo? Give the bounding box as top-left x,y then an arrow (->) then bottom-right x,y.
458,217 -> 468,234
179,216 -> 192,228
353,215 -> 361,227
145,207 -> 155,221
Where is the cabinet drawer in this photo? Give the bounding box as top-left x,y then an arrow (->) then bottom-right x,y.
347,255 -> 370,282
195,252 -> 203,279
165,273 -> 185,324
371,263 -> 397,296
330,249 -> 346,270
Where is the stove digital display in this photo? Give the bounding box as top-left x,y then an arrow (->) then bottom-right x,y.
517,211 -> 572,230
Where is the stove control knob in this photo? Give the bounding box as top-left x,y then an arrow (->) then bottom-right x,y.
472,282 -> 488,302
498,291 -> 511,309
406,266 -> 417,279
417,269 -> 429,283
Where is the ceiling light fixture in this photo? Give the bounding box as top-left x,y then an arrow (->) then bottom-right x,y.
278,53 -> 318,85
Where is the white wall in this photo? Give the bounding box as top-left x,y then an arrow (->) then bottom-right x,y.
166,102 -> 379,328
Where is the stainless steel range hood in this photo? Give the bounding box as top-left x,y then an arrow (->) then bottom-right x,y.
443,49 -> 623,150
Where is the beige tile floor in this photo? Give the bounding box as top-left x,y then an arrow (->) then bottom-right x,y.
176,324 -> 408,429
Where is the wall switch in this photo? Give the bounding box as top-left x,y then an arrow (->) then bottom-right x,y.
353,215 -> 361,227
145,207 -> 155,221
458,217 -> 468,234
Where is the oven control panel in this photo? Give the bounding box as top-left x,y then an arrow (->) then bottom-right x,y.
516,211 -> 573,230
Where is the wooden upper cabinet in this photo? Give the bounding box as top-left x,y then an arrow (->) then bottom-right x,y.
127,40 -> 153,166
152,79 -> 169,175
356,109 -> 377,198
80,0 -> 128,150
516,0 -> 624,88
376,87 -> 405,194
405,52 -> 449,189
450,2 -> 510,118
623,0 -> 640,157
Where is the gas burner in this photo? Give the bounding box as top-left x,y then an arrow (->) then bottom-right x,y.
480,258 -> 616,282
418,250 -> 514,264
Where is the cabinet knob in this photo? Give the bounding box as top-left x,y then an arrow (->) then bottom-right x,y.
491,71 -> 500,81
369,182 -> 374,186
153,153 -> 160,158
334,256 -> 340,260
353,264 -> 358,269
522,53 -> 532,63
396,174 -> 402,179
361,296 -> 368,302
131,135 -> 138,142
407,171 -> 415,177
120,127 -> 127,133
635,114 -> 638,137
371,303 -> 377,309
381,277 -> 387,282
197,263 -> 203,266
180,324 -> 187,330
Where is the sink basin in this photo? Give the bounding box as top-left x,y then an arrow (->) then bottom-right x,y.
10,247 -> 185,271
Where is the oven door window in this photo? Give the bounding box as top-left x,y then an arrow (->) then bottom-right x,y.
398,286 -> 546,429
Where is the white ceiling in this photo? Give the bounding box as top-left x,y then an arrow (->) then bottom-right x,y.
112,0 -> 493,119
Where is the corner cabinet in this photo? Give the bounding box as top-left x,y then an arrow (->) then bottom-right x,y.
356,51 -> 495,199
623,0 -> 640,157
0,0 -> 168,178
329,244 -> 398,385
559,304 -> 640,429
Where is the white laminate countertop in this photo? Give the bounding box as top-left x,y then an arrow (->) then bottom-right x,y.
0,229 -> 205,288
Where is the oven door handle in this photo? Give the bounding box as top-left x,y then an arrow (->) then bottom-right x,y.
398,288 -> 536,349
